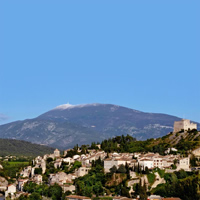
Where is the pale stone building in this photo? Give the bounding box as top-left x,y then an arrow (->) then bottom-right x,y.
18,179 -> 28,191
104,158 -> 131,173
66,195 -> 91,200
153,156 -> 163,169
49,172 -> 69,185
54,159 -> 62,169
139,158 -> 154,170
177,157 -> 190,171
75,166 -> 90,177
5,184 -> 16,198
62,181 -> 76,193
174,119 -> 197,133
63,157 -> 74,165
33,174 -> 43,184
20,166 -> 32,178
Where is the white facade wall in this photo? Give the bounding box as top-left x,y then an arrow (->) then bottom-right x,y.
63,184 -> 75,193
139,160 -> 154,169
5,185 -> 16,197
104,159 -> 130,172
153,157 -> 163,169
75,167 -> 90,177
104,160 -> 118,173
177,157 -> 190,170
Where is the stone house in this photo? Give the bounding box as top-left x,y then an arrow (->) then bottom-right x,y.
75,166 -> 90,177
63,157 -> 75,165
54,159 -> 62,169
49,172 -> 69,185
73,155 -> 80,160
67,173 -> 77,180
18,179 -> 28,191
66,195 -> 91,200
177,157 -> 190,171
104,157 -> 131,173
81,158 -> 90,166
20,166 -> 32,178
62,180 -> 75,193
5,184 -> 16,198
139,158 -> 154,170
33,174 -> 42,184
153,156 -> 163,169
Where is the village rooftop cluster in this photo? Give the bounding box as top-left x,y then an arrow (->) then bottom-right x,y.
0,119 -> 199,200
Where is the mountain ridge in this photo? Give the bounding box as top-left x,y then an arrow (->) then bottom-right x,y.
0,138 -> 54,157
0,103 -> 199,149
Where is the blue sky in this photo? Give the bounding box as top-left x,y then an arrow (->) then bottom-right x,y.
0,0 -> 200,125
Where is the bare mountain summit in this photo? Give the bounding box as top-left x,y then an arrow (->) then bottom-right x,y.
0,103 -> 199,149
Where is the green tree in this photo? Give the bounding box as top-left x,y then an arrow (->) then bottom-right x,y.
47,157 -> 53,163
18,195 -> 28,200
110,165 -> 117,174
29,192 -> 42,200
34,168 -> 42,174
145,166 -> 149,175
48,184 -> 62,200
190,154 -> 197,167
117,164 -> 126,173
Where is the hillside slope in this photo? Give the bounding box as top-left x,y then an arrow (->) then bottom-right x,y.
0,103 -> 199,149
0,139 -> 54,157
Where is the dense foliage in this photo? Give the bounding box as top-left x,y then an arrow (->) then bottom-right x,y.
0,161 -> 31,181
74,158 -> 131,198
100,131 -> 200,155
100,135 -> 168,155
0,139 -> 54,157
23,182 -> 63,200
152,171 -> 200,200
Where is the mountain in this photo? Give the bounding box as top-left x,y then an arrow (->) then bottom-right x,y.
0,103 -> 199,149
0,139 -> 54,157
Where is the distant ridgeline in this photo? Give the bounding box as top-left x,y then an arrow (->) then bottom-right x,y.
65,129 -> 200,158
0,139 -> 54,157
1,103 -> 199,149
98,119 -> 200,155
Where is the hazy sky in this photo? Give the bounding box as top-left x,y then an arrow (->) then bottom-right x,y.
1,0 -> 200,125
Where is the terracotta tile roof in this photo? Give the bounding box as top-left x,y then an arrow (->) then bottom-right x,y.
66,195 -> 91,199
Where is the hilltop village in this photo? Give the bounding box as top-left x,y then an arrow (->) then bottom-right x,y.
0,119 -> 200,200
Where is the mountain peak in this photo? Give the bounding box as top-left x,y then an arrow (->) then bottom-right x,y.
53,103 -> 103,110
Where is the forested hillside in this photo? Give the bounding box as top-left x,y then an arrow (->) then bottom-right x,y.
0,139 -> 54,156
99,129 -> 200,154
